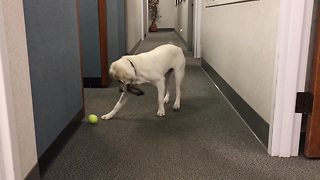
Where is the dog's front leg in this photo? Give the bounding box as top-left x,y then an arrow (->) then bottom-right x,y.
155,79 -> 165,117
101,92 -> 129,120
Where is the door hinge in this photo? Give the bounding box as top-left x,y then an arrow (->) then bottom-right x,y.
295,92 -> 313,114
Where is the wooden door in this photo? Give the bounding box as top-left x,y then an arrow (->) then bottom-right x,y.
79,0 -> 109,87
98,0 -> 108,87
304,6 -> 320,158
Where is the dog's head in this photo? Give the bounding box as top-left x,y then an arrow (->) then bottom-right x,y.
109,58 -> 144,96
109,58 -> 136,91
110,58 -> 135,82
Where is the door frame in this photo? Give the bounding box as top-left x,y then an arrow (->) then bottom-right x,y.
141,0 -> 145,40
138,0 -> 150,41
0,1 -> 22,178
193,0 -> 202,58
269,0 -> 314,157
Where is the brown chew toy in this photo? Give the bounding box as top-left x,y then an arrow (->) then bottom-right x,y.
119,84 -> 144,96
127,84 -> 144,96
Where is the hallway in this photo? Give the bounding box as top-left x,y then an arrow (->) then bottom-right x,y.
42,32 -> 320,179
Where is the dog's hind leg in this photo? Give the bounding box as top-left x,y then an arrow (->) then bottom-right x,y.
101,92 -> 129,120
173,65 -> 185,111
164,69 -> 173,104
155,79 -> 166,117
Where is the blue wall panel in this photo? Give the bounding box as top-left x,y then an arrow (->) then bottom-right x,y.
23,0 -> 83,156
117,0 -> 126,59
79,0 -> 101,78
107,0 -> 126,65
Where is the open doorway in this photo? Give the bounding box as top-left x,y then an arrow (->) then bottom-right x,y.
146,0 -> 194,51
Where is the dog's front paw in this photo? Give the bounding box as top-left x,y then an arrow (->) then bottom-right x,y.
157,109 -> 165,117
101,113 -> 113,120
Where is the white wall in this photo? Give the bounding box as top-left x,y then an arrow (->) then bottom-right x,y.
157,0 -> 175,28
126,0 -> 143,52
201,0 -> 280,123
1,0 -> 38,178
174,0 -> 193,49
175,1 -> 188,41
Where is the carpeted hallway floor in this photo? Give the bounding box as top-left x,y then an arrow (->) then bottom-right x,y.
42,32 -> 320,180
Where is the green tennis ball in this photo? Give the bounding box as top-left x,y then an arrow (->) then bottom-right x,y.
88,114 -> 98,124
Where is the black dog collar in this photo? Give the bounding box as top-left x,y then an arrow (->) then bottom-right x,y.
127,58 -> 137,77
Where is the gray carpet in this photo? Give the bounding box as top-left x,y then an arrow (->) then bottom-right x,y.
42,32 -> 320,180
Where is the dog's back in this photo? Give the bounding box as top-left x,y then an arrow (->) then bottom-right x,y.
136,44 -> 185,74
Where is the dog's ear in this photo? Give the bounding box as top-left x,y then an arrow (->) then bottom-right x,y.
109,62 -> 124,80
109,63 -> 117,80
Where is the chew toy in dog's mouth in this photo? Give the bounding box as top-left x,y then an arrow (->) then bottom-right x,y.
118,81 -> 144,96
127,84 -> 145,96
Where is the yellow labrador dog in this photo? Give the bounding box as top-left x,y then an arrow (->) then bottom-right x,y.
101,44 -> 186,120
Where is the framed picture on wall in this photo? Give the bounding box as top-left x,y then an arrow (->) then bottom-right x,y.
206,0 -> 259,7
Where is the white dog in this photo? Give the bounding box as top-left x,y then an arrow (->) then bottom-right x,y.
101,44 -> 186,120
